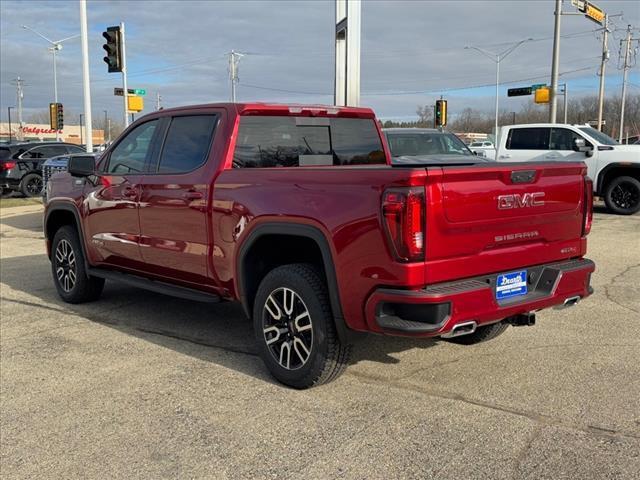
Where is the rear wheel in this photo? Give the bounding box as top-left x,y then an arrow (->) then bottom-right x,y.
604,176 -> 640,215
445,321 -> 509,345
51,225 -> 104,303
253,263 -> 351,389
20,173 -> 44,197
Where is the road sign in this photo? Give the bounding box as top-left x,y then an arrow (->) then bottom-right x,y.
588,119 -> 606,126
534,87 -> 550,104
507,87 -> 532,97
127,96 -> 144,112
114,88 -> 146,96
531,83 -> 547,90
572,0 -> 605,25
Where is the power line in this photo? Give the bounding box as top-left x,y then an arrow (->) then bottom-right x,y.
241,65 -> 597,97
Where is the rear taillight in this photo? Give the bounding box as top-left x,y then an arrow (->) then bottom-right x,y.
582,176 -> 593,236
1,161 -> 16,170
382,187 -> 425,262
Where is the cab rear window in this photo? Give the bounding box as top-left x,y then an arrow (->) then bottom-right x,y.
233,116 -> 385,168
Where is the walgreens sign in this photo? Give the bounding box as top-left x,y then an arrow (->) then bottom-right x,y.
21,126 -> 63,135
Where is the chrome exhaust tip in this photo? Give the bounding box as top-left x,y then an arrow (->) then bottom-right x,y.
441,321 -> 477,338
554,295 -> 581,310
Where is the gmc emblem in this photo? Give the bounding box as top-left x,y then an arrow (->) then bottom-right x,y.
497,192 -> 545,210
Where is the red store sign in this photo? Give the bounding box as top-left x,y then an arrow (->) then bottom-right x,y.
21,126 -> 63,135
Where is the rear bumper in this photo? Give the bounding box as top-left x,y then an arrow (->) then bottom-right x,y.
365,258 -> 595,337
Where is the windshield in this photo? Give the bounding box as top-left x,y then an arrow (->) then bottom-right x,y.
386,132 -> 473,158
578,127 -> 619,146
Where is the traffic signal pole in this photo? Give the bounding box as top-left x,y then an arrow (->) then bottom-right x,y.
52,47 -> 59,141
121,22 -> 129,128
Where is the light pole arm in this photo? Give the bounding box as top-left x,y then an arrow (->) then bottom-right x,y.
22,25 -> 55,45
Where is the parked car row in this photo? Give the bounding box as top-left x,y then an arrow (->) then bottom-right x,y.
0,142 -> 85,197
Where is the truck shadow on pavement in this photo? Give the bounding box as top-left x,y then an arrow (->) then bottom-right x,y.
1,254 -> 439,386
0,211 -> 44,233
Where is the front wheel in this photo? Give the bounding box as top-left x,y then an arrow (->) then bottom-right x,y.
253,263 -> 351,389
51,226 -> 105,303
604,176 -> 640,215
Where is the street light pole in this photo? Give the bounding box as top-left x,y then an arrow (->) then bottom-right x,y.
22,25 -> 79,141
465,38 -> 532,137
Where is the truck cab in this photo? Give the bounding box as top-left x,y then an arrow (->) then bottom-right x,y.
495,124 -> 640,214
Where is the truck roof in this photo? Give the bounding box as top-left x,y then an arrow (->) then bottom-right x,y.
505,123 -> 592,128
152,102 -> 376,118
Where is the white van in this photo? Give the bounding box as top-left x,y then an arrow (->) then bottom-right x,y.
495,124 -> 640,214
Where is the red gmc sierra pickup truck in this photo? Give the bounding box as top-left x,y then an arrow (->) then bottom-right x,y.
44,103 -> 595,388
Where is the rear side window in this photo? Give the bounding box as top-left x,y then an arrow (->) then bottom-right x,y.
66,145 -> 85,154
506,128 -> 550,150
233,116 -> 385,168
21,145 -> 68,159
157,115 -> 217,173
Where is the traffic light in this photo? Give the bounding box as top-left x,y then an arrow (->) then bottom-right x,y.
49,103 -> 63,130
434,100 -> 447,127
507,87 -> 532,97
56,103 -> 64,129
102,26 -> 122,73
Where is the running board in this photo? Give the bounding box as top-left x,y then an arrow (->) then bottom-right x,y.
88,268 -> 221,303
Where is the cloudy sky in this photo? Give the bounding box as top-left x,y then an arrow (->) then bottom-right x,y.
1,0 -> 638,124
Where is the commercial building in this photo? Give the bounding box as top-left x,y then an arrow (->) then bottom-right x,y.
0,122 -> 104,145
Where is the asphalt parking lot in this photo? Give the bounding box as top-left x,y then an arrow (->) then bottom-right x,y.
1,202 -> 639,479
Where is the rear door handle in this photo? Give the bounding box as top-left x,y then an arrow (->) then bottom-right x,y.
499,154 -> 511,159
545,154 -> 560,159
183,191 -> 204,200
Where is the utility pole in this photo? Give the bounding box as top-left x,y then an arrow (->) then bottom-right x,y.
618,25 -> 634,143
228,50 -> 244,102
549,0 -> 562,123
107,118 -> 111,143
79,0 -> 93,152
562,83 -> 568,124
596,14 -> 609,131
156,91 -> 162,110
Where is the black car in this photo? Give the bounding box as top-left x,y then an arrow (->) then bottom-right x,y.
0,142 -> 85,197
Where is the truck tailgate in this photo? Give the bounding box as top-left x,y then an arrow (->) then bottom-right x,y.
424,162 -> 588,284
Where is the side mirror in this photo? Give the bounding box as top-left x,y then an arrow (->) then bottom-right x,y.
572,138 -> 593,155
68,155 -> 95,177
